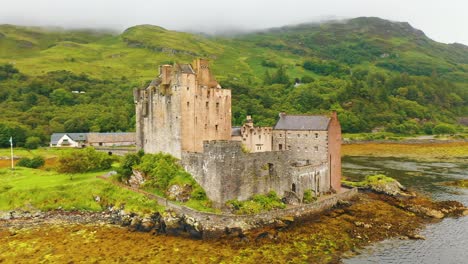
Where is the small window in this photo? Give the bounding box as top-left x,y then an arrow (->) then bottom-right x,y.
259,135 -> 261,140
314,146 -> 318,152
305,147 -> 308,150
187,102 -> 190,107
297,134 -> 300,137
215,125 -> 218,131
216,102 -> 219,108
279,144 -> 283,150
187,87 -> 189,91
99,142 -> 103,146
204,124 -> 207,129
287,145 -> 291,150
315,133 -> 319,139
206,102 -> 209,108
279,134 -> 282,137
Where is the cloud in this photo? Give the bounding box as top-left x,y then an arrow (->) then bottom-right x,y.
0,0 -> 466,44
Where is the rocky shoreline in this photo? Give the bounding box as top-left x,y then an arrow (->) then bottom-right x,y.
1,189 -> 467,263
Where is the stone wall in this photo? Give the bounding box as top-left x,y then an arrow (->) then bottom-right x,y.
182,140 -> 333,207
107,178 -> 358,238
272,129 -> 329,164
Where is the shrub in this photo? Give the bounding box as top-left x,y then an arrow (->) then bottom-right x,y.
433,123 -> 456,135
135,153 -> 208,202
17,156 -> 45,168
226,191 -> 285,214
24,136 -> 42,149
57,148 -> 115,173
116,151 -> 144,182
303,189 -> 316,203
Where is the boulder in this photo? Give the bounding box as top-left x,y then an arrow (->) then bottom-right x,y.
166,184 -> 192,202
369,180 -> 407,196
406,205 -> 445,219
129,170 -> 145,187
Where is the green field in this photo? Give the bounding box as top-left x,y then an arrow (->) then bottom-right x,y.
0,166 -> 163,214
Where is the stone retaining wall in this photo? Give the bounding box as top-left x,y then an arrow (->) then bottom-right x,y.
103,177 -> 357,238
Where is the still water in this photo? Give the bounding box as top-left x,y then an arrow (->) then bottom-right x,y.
342,156 -> 468,264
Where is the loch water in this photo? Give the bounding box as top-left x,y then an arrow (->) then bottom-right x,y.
342,156 -> 468,264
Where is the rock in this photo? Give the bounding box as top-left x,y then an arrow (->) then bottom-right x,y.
140,217 -> 155,231
94,196 -> 101,202
162,211 -> 182,229
0,211 -> 11,220
282,191 -> 301,205
336,200 -> 351,207
463,209 -> 468,216
280,216 -> 294,223
129,170 -> 146,187
407,233 -> 426,240
370,180 -> 408,196
129,216 -> 141,229
166,184 -> 192,202
255,232 -> 274,241
406,205 -> 445,219
381,223 -> 392,230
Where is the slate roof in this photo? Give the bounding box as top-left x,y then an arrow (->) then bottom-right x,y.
231,127 -> 242,137
87,132 -> 135,143
273,114 -> 330,131
177,64 -> 195,74
50,133 -> 87,145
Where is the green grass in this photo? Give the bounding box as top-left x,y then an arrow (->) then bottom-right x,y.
0,167 -> 163,214
0,147 -> 73,159
342,174 -> 396,188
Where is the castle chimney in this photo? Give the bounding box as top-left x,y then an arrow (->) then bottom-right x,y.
331,111 -> 338,120
245,115 -> 253,127
159,64 -> 173,85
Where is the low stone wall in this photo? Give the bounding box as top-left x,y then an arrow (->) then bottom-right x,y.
106,178 -> 357,238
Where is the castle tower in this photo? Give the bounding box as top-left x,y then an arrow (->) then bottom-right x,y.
134,59 -> 231,158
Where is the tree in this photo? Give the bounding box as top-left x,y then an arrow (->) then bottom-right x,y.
50,88 -> 74,106
433,123 -> 456,135
24,136 -> 42,149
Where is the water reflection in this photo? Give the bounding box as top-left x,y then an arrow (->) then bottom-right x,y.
342,156 -> 468,264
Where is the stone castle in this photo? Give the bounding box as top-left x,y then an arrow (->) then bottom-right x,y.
134,59 -> 342,207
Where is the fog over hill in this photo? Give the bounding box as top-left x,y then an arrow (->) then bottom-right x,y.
0,0 -> 466,45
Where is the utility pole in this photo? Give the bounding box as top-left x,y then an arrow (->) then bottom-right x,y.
9,136 -> 14,170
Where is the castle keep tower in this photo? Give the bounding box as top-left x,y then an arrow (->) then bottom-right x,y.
134,59 -> 232,158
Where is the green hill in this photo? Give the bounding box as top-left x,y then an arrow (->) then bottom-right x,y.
0,17 -> 466,146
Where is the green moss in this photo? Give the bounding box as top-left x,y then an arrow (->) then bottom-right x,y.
303,189 -> 316,203
226,191 -> 285,214
342,174 -> 396,188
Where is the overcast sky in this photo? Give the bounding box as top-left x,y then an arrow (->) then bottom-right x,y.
0,0 -> 467,44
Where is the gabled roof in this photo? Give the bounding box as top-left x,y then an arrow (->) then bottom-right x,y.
50,133 -> 87,144
273,114 -> 330,131
177,63 -> 195,74
87,132 -> 135,143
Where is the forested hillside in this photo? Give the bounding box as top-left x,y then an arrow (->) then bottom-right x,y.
0,17 -> 466,146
